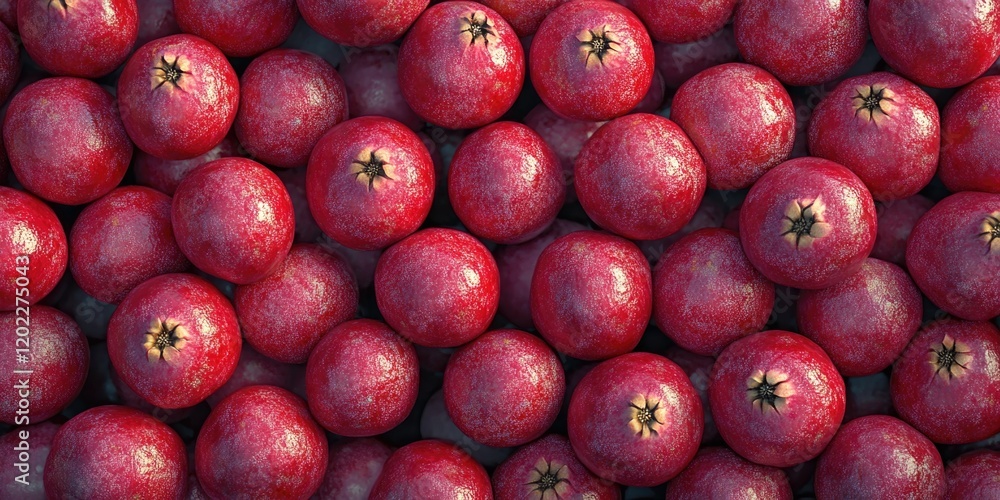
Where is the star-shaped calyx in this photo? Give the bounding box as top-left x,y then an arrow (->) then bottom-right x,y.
526,458 -> 570,500
977,212 -> 1000,255
627,394 -> 666,438
746,370 -> 794,414
150,54 -> 191,91
350,148 -> 396,192
852,84 -> 896,125
460,11 -> 496,46
578,25 -> 621,68
780,198 -> 831,249
48,0 -> 69,10
928,334 -> 972,382
144,318 -> 190,364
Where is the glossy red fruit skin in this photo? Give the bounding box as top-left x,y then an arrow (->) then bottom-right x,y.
869,0 -> 1000,88
522,103 -> 603,203
375,228 -> 499,347
798,258 -> 921,377
107,273 -> 241,409
493,434 -> 620,500
478,0 -> 567,36
809,73 -> 939,201
236,48 -> 348,168
531,231 -> 651,360
306,319 -> 418,436
569,352 -> 703,486
398,1 -> 524,129
734,0 -> 866,86
654,228 -> 774,357
3,77 -> 132,205
906,192 -> 1000,320
636,194 -> 727,265
496,219 -> 587,329
740,157 -> 877,290
196,386 -> 328,499
575,113 -> 706,241
135,0 -> 180,48
654,27 -> 739,91
307,116 -> 435,251
320,439 -> 394,500
449,122 -> 565,244
671,63 -> 795,190
174,0 -> 296,57
339,45 -> 423,131
710,330 -> 846,467
0,24 -> 18,104
0,188 -> 67,310
0,0 -> 14,32
172,157 -> 295,284
235,244 -> 357,364
118,34 -> 239,160
45,405 -> 187,499
872,195 -> 934,266
628,0 -> 736,43
891,320 -> 1000,444
206,345 -> 304,407
940,77 -> 1000,193
815,415 -> 946,499
0,421 -> 58,499
133,133 -> 242,196
945,450 -> 1000,499
531,0 -> 653,121
667,447 -> 792,499
0,307 -> 87,423
297,0 -> 428,47
419,389 -> 514,467
70,187 -> 190,304
370,440 -> 493,499
17,0 -> 137,78
444,329 -> 565,447
666,346 -> 719,444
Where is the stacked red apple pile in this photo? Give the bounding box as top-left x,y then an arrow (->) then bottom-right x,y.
2,0 -> 1000,498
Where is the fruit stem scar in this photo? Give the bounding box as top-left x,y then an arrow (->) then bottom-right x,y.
48,0 -> 69,10
746,370 -> 793,414
852,84 -> 895,124
351,150 -> 395,191
144,318 -> 189,364
780,198 -> 831,249
627,395 -> 665,438
579,26 -> 620,67
460,12 -> 496,46
928,334 -> 972,381
977,213 -> 1000,254
153,56 -> 190,90
527,460 -> 569,495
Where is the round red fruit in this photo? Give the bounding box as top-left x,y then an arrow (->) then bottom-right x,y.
671,63 -> 795,190
940,76 -> 1000,193
531,0 -> 653,121
375,228 -> 499,347
370,440 -> 492,499
133,133 -> 242,196
195,385 -> 328,499
568,352 -> 702,486
307,116 -> 435,251
444,329 -> 564,447
449,121 -> 565,244
869,0 -> 1000,88
0,24 -> 18,104
891,320 -> 1000,444
174,0 -> 297,57
654,27 -> 739,91
340,45 -> 423,131
17,0 -> 137,78
320,439 -> 393,500
709,330 -> 846,467
815,415 -> 946,499
398,1 -> 523,129
630,0 -> 736,43
531,230 -> 651,360
0,187 -> 67,310
70,187 -> 190,304
235,244 -> 357,364
872,195 -> 934,266
477,0 -> 567,36
653,228 -> 774,357
666,447 -> 793,499
797,258 -> 921,377
236,48 -> 348,168
118,34 -> 239,160
305,319 -> 419,436
134,0 -> 180,48
172,157 -> 295,284
945,450 -> 1000,499
206,345 -> 304,407
0,307 -> 88,423
739,157 -> 877,290
297,0 -> 428,47
3,77 -> 132,205
575,113 -> 706,241
45,406 -> 187,499
107,273 -> 242,409
809,72 -> 939,201
906,191 -> 1000,320
492,434 -> 619,499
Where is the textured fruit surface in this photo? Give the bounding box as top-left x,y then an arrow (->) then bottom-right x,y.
370,440 -> 492,499
492,434 -> 619,499
872,195 -> 934,266
666,447 -> 793,499
297,0 -> 428,47
0,187 -> 67,310
319,439 -> 393,500
174,0 -> 297,57
0,421 -> 59,499
940,76 -> 1000,193
628,0 -> 737,43
945,450 -> 1000,499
